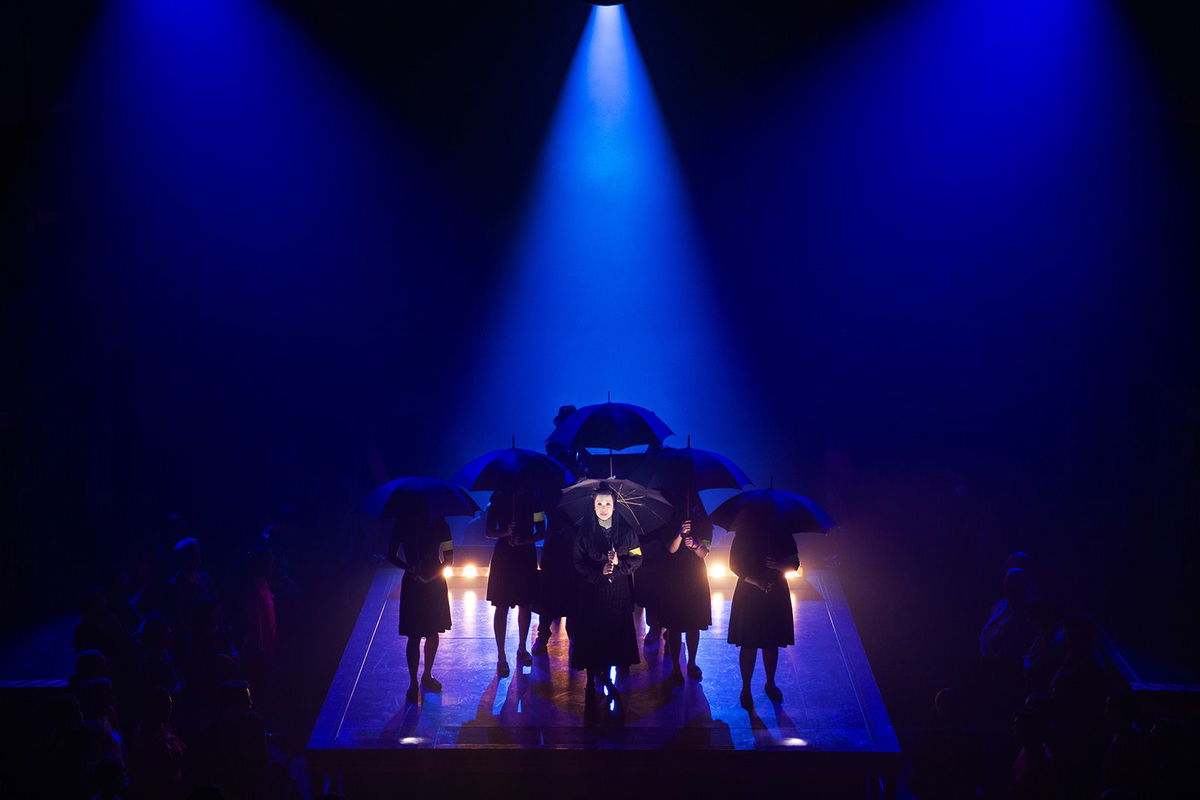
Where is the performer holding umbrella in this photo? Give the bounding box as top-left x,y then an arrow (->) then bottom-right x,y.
364,478 -> 479,706
560,479 -> 669,703
630,437 -> 752,672
452,441 -> 572,677
711,485 -> 834,709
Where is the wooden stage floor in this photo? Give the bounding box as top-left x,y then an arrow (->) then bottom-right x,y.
308,568 -> 900,795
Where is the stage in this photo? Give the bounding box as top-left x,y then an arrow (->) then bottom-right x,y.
308,567 -> 900,796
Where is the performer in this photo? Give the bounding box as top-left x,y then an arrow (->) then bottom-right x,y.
570,484 -> 642,699
658,491 -> 713,685
388,505 -> 453,705
485,490 -> 544,676
531,501 -> 577,655
633,520 -> 667,650
727,521 -> 798,708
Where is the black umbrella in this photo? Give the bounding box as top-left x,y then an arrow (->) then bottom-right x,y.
559,478 -> 673,535
545,397 -> 673,452
710,487 -> 835,543
452,439 -> 573,497
629,435 -> 752,494
361,477 -> 481,519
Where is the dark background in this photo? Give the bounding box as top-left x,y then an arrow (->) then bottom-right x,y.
3,0 -> 1199,723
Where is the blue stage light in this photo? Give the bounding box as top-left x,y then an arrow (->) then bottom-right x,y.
452,4 -> 765,483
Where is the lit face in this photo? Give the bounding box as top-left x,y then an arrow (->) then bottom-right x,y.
593,493 -> 614,522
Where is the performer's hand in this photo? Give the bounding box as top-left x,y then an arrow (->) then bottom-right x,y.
506,522 -> 516,536
679,520 -> 692,538
682,535 -> 695,549
602,562 -> 615,576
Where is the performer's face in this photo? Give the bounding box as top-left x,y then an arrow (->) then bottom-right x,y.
593,493 -> 614,522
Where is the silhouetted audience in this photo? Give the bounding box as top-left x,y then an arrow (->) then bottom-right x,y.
1100,691 -> 1145,796
127,686 -> 186,800
190,681 -> 268,800
1008,706 -> 1058,799
910,688 -> 984,799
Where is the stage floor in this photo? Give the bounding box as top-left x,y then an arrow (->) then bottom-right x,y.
304,568 -> 897,796
308,568 -> 899,787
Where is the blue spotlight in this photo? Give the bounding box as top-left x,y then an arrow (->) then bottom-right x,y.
453,5 -> 763,479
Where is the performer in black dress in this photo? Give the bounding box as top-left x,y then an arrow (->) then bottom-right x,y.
727,523 -> 799,708
658,491 -> 713,686
388,508 -> 453,705
485,490 -> 545,676
531,502 -> 577,655
570,484 -> 642,698
633,521 -> 667,649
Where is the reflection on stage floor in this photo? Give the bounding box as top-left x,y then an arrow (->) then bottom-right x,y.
308,568 -> 899,789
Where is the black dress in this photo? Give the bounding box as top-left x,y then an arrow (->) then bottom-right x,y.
536,506 -> 578,619
632,523 -> 667,615
390,518 -> 452,638
726,529 -> 798,648
569,516 -> 642,671
655,505 -> 713,632
485,492 -> 542,608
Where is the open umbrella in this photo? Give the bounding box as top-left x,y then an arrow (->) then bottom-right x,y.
452,438 -> 573,497
710,486 -> 835,545
559,478 -> 673,535
545,396 -> 673,452
629,436 -> 752,494
361,476 -> 481,519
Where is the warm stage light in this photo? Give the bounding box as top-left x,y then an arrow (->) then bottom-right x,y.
443,566 -> 454,579
462,564 -> 479,579
784,570 -> 799,580
708,563 -> 727,579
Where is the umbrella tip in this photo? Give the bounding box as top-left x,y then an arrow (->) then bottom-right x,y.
687,434 -> 692,448
770,475 -> 774,490
607,389 -> 611,403
512,434 -> 516,449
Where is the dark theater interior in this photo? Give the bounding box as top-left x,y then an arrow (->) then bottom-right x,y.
2,1 -> 1199,798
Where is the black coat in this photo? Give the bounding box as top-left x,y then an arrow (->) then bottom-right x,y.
568,516 -> 642,670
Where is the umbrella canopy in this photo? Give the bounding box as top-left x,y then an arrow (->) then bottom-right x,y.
361,476 -> 481,519
452,446 -> 573,497
629,438 -> 752,494
710,488 -> 835,540
546,401 -> 673,452
559,478 -> 673,534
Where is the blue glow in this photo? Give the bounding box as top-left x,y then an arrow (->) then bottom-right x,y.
453,5 -> 764,482
60,0 -> 419,306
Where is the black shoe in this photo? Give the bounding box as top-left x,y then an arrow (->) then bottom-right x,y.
497,659 -> 510,678
516,650 -> 533,667
405,685 -> 419,704
739,689 -> 754,709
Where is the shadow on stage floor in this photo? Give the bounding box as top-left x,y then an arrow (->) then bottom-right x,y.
308,569 -> 900,798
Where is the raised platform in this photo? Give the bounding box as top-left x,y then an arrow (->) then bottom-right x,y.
308,568 -> 900,795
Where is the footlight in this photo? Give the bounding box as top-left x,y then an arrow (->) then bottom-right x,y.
462,564 -> 479,579
708,563 -> 727,579
443,566 -> 454,579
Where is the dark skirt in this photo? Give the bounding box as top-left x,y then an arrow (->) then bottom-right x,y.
727,572 -> 793,648
398,572 -> 451,637
486,539 -> 538,608
536,532 -> 577,619
655,548 -> 712,632
569,574 -> 640,671
632,536 -> 666,611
